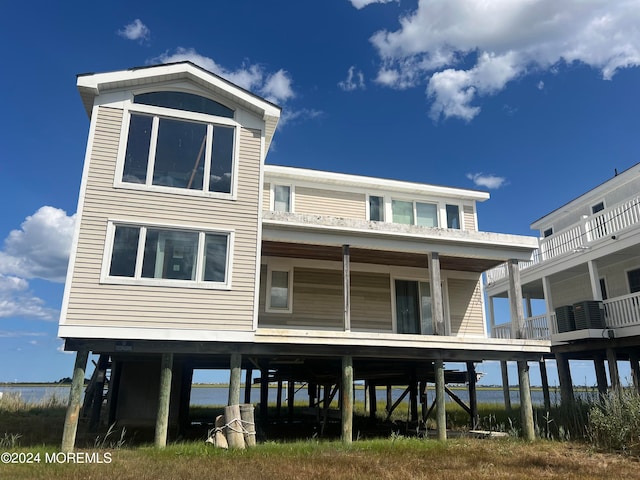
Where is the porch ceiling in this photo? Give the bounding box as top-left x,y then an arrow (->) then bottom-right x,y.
262,241 -> 502,273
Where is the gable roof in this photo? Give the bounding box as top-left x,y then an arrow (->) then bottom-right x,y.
77,61 -> 281,151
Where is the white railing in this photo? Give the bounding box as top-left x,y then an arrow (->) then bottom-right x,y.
485,196 -> 640,285
604,292 -> 640,328
491,313 -> 552,340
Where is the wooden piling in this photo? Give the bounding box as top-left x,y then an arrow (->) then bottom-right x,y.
501,361 -> 512,411
467,361 -> 478,429
539,359 -> 551,412
154,353 -> 173,448
228,353 -> 242,406
240,403 -> 256,447
435,359 -> 447,441
61,349 -> 89,452
224,404 -> 245,449
517,360 -> 535,441
341,355 -> 353,444
244,367 -> 253,404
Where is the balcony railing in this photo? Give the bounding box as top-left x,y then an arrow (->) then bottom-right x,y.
491,292 -> 640,340
486,196 -> 640,285
491,313 -> 553,340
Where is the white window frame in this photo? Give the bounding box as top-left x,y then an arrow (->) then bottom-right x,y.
366,194 -> 386,222
100,219 -> 234,290
265,264 -> 294,313
390,198 -> 440,227
271,184 -> 294,213
113,100 -> 240,200
445,203 -> 462,230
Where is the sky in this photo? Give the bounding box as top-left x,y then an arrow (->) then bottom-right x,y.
0,0 -> 639,386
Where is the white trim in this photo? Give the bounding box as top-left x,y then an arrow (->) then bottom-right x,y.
59,325 -> 258,343
100,219 -> 234,290
59,104 -> 100,328
265,264 -> 294,313
264,164 -> 490,202
253,130 -> 267,331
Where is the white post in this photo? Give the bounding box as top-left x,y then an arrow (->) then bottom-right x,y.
587,260 -> 603,301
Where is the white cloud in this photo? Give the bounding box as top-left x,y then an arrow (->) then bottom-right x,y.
0,206 -> 76,283
366,0 -> 640,120
151,48 -> 295,105
279,108 -> 324,128
350,0 -> 397,9
466,173 -> 508,190
537,80 -> 545,90
339,66 -> 366,91
117,19 -> 150,43
0,331 -> 47,338
0,274 -> 57,321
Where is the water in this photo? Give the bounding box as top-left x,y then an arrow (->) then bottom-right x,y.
1,384 -> 584,407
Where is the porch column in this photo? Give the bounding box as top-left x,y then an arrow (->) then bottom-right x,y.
228,353 -> 242,406
555,352 -> 574,406
508,259 -> 526,338
488,296 -> 496,338
435,359 -> 447,441
539,359 -> 551,412
606,348 -> 620,391
429,252 -> 445,336
542,276 -> 554,333
343,245 -> 351,332
341,355 -> 353,444
501,361 -> 512,411
517,361 -> 535,441
525,294 -> 533,318
61,349 -> 89,452
594,354 -> 608,396
155,353 -> 173,448
587,260 -> 603,301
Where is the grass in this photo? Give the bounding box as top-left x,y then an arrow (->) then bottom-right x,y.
2,390 -> 640,479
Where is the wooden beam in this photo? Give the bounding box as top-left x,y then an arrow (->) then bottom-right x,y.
594,354 -> 608,397
508,259 -> 526,339
630,352 -> 640,394
555,352 -> 574,407
61,349 -> 89,452
228,353 -> 242,406
606,348 -> 621,391
288,379 -> 295,421
368,382 -> 377,419
539,359 -> 551,412
385,387 -> 410,421
435,359 -> 447,441
444,386 -> 471,415
467,361 -> 478,429
501,361 -> 511,411
517,360 -> 535,441
155,353 -> 173,448
244,368 -> 253,404
260,363 -> 269,423
341,356 -> 353,444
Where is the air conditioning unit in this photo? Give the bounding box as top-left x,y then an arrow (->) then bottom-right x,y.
555,305 -> 575,333
573,300 -> 604,329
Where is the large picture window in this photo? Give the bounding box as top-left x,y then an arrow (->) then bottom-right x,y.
106,223 -> 230,287
121,112 -> 235,195
392,200 -> 439,227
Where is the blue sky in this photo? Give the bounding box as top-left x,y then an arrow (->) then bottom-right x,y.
0,0 -> 639,385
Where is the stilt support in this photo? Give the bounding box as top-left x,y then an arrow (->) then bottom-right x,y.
61,349 -> 89,452
341,355 -> 353,444
154,353 -> 173,448
228,353 -> 242,406
517,360 -> 535,441
435,359 -> 447,441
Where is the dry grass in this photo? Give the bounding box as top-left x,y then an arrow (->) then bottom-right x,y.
1,439 -> 639,480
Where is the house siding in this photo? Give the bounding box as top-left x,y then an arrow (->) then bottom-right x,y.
294,187 -> 366,219
463,205 -> 476,232
448,278 -> 484,336
63,106 -> 262,332
258,267 -> 392,331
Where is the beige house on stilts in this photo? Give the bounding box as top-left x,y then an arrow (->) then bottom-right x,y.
58,62 -> 550,449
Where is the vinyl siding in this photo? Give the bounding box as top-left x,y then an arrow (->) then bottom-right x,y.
262,182 -> 271,211
258,267 -> 392,331
294,187 -> 366,219
463,205 -> 476,232
63,106 -> 262,333
448,278 -> 484,336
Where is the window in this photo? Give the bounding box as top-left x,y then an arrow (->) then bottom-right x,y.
134,91 -> 234,118
543,228 -> 553,238
628,268 -> 640,294
267,268 -> 293,312
274,185 -> 291,212
369,196 -> 384,221
106,223 -> 230,287
123,113 -> 235,194
395,280 -> 433,334
446,204 -> 460,229
392,200 -> 440,227
599,278 -> 608,300
416,202 -> 438,227
592,202 -> 605,214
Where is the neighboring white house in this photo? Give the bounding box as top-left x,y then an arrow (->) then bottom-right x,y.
485,163 -> 640,401
58,62 -> 549,448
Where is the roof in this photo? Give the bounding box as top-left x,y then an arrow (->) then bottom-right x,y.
77,61 -> 281,152
530,161 -> 640,229
264,164 -> 491,202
